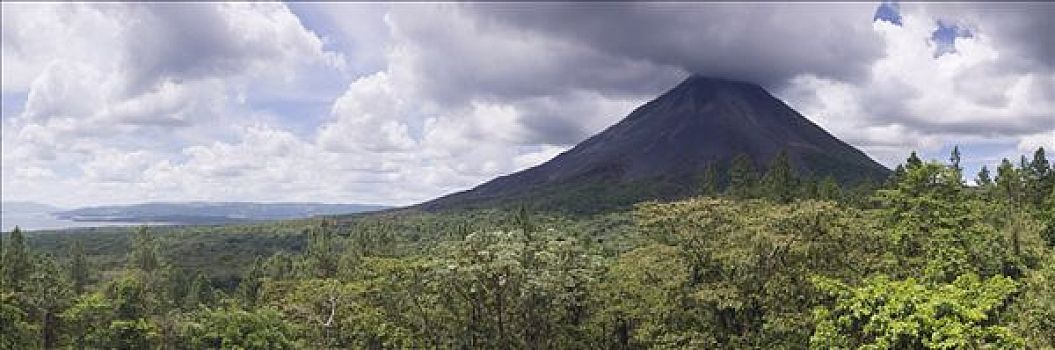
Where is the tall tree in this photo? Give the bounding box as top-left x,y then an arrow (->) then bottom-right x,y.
185,271 -> 213,308
264,252 -> 293,280
906,151 -> 923,170
26,255 -> 73,349
1032,147 -> 1051,179
2,227 -> 31,293
1,292 -> 37,349
128,226 -> 161,273
1045,188 -> 1055,247
890,164 -> 907,186
304,220 -> 338,279
726,153 -> 757,199
239,257 -> 264,308
949,145 -> 962,173
512,206 -> 535,235
1028,147 -> 1052,207
762,150 -> 796,203
976,165 -> 993,187
818,176 -> 841,201
107,274 -> 153,321
799,177 -> 819,199
699,163 -> 720,196
70,240 -> 89,295
996,158 -> 1021,204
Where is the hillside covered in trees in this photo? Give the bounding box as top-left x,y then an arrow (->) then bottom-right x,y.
2,147 -> 1054,349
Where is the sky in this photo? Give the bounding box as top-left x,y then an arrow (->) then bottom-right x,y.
1,2 -> 1053,208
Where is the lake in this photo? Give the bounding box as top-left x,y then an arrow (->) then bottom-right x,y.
1,211 -> 170,232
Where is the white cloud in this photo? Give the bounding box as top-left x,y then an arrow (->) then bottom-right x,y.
5,2 -> 342,123
82,149 -> 154,183
1,3 -> 1051,208
2,3 -> 346,206
514,145 -> 567,171
317,72 -> 416,153
780,8 -> 1053,167
1018,131 -> 1055,153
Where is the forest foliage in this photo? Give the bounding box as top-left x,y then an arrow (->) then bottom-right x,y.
2,147 -> 1053,349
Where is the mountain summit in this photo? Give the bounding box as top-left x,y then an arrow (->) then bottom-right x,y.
419,75 -> 889,212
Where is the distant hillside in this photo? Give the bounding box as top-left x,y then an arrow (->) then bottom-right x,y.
1,201 -> 64,214
55,202 -> 388,225
418,75 -> 889,213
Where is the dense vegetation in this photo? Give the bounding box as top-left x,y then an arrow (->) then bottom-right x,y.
2,148 -> 1053,349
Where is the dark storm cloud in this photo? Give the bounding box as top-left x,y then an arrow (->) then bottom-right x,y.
126,4 -> 250,87
389,4 -> 686,105
334,2 -> 1055,169
385,3 -> 886,147
465,2 -> 884,89
511,92 -> 637,146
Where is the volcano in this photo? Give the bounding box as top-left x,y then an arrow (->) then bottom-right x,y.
418,75 -> 889,213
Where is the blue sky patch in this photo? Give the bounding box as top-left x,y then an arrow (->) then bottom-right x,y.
932,20 -> 973,57
873,1 -> 902,26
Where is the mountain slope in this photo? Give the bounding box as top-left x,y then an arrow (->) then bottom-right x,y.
419,75 -> 889,213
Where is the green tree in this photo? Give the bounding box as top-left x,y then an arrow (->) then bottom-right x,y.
817,176 -> 841,201
100,318 -> 160,349
162,268 -> 191,310
1012,255 -> 1055,348
890,164 -> 907,185
1,292 -> 38,349
976,165 -> 993,188
762,150 -> 796,203
3,227 -> 31,292
699,163 -> 719,196
1031,147 -> 1051,176
264,252 -> 294,280
511,206 -> 536,235
1043,188 -> 1055,247
128,226 -> 161,273
239,257 -> 264,308
996,158 -> 1022,205
25,255 -> 74,348
799,177 -> 819,199
949,145 -> 962,174
906,151 -> 923,169
107,274 -> 154,321
70,240 -> 89,295
180,305 -> 297,349
61,293 -> 113,350
598,243 -> 693,348
1028,147 -> 1052,207
303,220 -> 338,279
811,274 -> 1023,349
636,198 -> 880,347
185,271 -> 214,308
876,162 -> 1017,281
726,153 -> 757,199
426,229 -> 604,349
